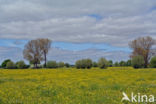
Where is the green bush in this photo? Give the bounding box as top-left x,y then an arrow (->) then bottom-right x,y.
126,60 -> 131,66
65,63 -> 70,68
75,59 -> 92,69
114,62 -> 119,67
47,61 -> 58,68
119,61 -> 126,66
1,59 -> 11,68
58,62 -> 65,68
16,61 -> 26,69
75,60 -> 82,69
85,59 -> 92,69
98,58 -> 109,69
92,62 -> 98,67
108,60 -> 113,67
150,56 -> 156,68
6,61 -> 16,69
131,55 -> 145,69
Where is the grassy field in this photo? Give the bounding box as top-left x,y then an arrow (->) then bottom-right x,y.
0,67 -> 155,104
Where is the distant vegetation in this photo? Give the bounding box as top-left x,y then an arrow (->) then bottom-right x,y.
0,36 -> 156,69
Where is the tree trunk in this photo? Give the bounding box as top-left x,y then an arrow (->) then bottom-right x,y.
44,52 -> 47,68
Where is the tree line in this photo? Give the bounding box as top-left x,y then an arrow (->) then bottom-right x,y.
0,36 -> 156,69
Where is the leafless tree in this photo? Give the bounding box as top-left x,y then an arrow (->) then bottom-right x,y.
23,38 -> 51,68
129,36 -> 156,67
38,38 -> 52,67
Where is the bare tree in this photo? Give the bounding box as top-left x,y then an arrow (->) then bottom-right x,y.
38,38 -> 52,67
23,39 -> 43,68
129,36 -> 156,67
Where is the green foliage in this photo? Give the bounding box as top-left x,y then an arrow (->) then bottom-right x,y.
1,59 -> 11,68
92,62 -> 98,67
47,61 -> 58,68
114,62 -> 119,67
119,61 -> 126,66
65,63 -> 70,68
150,56 -> 156,68
108,60 -> 113,67
6,61 -> 16,69
126,60 -> 131,66
131,55 -> 145,68
98,58 -> 109,69
16,61 -> 27,69
75,59 -> 92,69
58,62 -> 65,68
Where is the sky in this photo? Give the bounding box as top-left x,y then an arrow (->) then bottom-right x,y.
0,0 -> 156,64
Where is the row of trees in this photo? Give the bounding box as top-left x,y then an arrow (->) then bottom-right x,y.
1,56 -> 156,69
75,56 -> 156,69
0,59 -> 71,69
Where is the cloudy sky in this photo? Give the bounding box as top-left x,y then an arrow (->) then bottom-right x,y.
0,0 -> 156,64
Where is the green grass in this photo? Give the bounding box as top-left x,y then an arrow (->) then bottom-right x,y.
0,67 -> 155,104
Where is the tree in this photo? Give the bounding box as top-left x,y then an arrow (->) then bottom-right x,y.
98,58 -> 109,69
58,62 -> 65,68
129,36 -> 155,68
75,59 -> 92,69
126,60 -> 131,66
92,62 -> 98,67
131,55 -> 145,69
38,39 -> 51,67
1,59 -> 11,68
85,59 -> 92,69
47,61 -> 58,68
108,60 -> 113,67
65,63 -> 70,68
119,61 -> 126,66
150,56 -> 156,68
114,62 -> 119,67
6,61 -> 16,69
23,39 -> 43,68
16,60 -> 26,69
75,60 -> 82,69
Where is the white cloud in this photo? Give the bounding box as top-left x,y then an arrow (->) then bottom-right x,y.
0,0 -> 156,63
0,46 -> 130,64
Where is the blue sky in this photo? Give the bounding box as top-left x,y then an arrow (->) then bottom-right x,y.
0,39 -> 131,52
0,0 -> 155,63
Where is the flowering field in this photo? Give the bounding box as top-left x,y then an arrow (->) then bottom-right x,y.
0,67 -> 155,104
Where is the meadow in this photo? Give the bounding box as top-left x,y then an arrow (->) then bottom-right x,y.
0,67 -> 155,104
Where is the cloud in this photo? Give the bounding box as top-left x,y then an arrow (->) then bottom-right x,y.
0,46 -> 129,64
0,0 -> 156,63
0,0 -> 156,47
48,48 -> 130,64
0,46 -> 23,63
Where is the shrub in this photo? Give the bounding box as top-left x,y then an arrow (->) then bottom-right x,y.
1,59 -> 11,68
131,55 -> 145,69
108,60 -> 113,67
58,62 -> 65,68
85,59 -> 92,69
150,56 -> 156,68
47,61 -> 58,68
16,61 -> 26,69
75,60 -> 82,69
114,62 -> 119,67
75,59 -> 92,69
6,61 -> 16,69
126,60 -> 131,66
98,58 -> 109,69
119,61 -> 126,66
92,62 -> 98,67
65,63 -> 70,68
